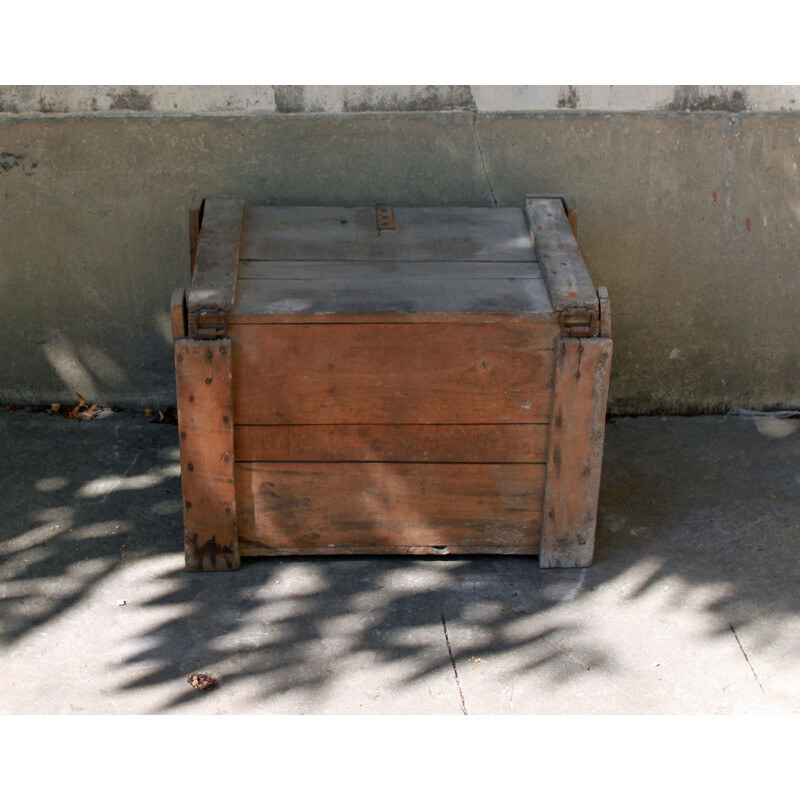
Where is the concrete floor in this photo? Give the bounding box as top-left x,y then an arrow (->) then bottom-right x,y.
1,407 -> 798,714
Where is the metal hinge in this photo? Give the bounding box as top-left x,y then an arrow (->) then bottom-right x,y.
560,308 -> 598,338
189,309 -> 228,339
375,203 -> 396,230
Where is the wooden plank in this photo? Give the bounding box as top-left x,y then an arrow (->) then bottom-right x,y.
238,260 -> 542,280
232,276 -> 552,318
230,323 -> 557,424
239,543 -> 540,556
188,196 -> 205,280
523,197 -> 598,315
186,197 -> 244,315
597,285 -> 612,339
234,424 -> 549,463
170,288 -> 186,341
235,462 -> 544,551
175,338 -> 240,571
539,337 -> 613,568
229,309 -> 559,325
240,206 -> 537,262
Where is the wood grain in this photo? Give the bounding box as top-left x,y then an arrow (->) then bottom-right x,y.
186,197 -> 244,315
175,338 -> 240,571
240,206 -> 537,262
598,285 -> 612,339
539,337 -> 612,568
170,288 -> 186,341
232,276 -> 552,318
234,423 -> 549,463
236,462 -> 544,551
239,543 -> 540,556
230,323 -> 557,424
188,196 -> 205,279
524,196 -> 598,316
237,260 -> 542,280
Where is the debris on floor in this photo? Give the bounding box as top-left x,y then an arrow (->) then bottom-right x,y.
188,673 -> 218,691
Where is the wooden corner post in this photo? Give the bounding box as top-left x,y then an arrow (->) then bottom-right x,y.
174,197 -> 244,570
175,339 -> 240,571
525,195 -> 613,568
540,337 -> 612,567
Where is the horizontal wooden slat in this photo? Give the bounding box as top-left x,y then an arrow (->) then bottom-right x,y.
238,260 -> 542,280
239,543 -> 540,556
230,323 -> 557,424
240,206 -> 536,262
234,424 -> 549,463
236,462 -> 544,551
232,277 -> 552,318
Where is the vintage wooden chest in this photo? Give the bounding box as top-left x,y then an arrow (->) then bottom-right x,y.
171,196 -> 612,571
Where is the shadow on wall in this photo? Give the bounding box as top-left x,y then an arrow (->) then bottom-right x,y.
1,409 -> 799,711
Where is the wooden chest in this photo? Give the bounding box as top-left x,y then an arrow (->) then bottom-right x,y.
171,196 -> 612,571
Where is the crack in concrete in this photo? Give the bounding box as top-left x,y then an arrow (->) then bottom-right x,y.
729,623 -> 766,693
472,113 -> 498,207
441,614 -> 468,715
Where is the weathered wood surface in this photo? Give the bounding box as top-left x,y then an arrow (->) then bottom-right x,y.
234,423 -> 549,463
230,323 -> 557,425
523,196 -> 598,315
240,206 -> 536,262
598,285 -> 612,339
232,276 -> 552,318
170,288 -> 186,341
540,337 -> 613,568
238,260 -> 542,280
239,543 -> 540,556
188,196 -> 205,279
186,197 -> 244,313
236,462 -> 544,551
175,338 -> 240,571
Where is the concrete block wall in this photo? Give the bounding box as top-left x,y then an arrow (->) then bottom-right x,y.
2,85 -> 799,413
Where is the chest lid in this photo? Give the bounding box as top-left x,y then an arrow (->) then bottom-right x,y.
186,196 -> 600,333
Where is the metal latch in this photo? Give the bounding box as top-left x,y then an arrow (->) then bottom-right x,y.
189,309 -> 228,339
560,308 -> 597,338
375,204 -> 396,230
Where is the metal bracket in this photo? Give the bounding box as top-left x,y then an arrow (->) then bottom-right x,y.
375,204 -> 396,231
560,308 -> 598,338
189,309 -> 228,339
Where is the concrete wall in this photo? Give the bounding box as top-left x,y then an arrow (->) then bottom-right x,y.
2,86 -> 800,414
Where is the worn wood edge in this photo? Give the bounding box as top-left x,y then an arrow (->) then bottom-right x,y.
233,423 -> 550,463
539,338 -> 613,569
598,286 -> 611,339
188,197 -> 205,279
237,260 -> 544,279
187,197 -> 244,316
238,543 -> 540,557
170,288 -> 187,341
175,337 -> 241,571
227,310 -> 561,325
523,196 -> 598,315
